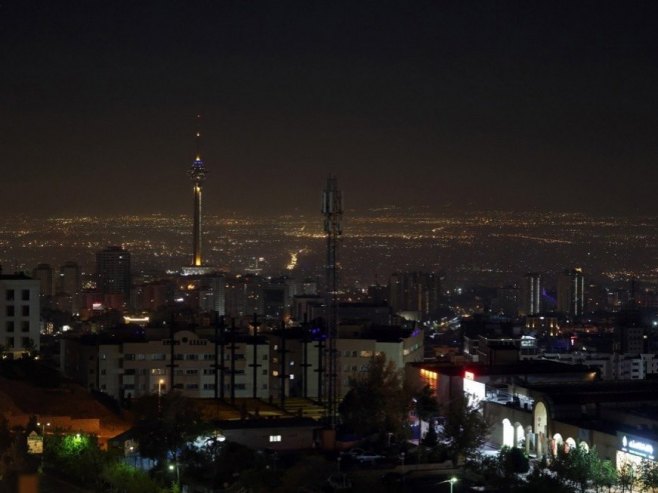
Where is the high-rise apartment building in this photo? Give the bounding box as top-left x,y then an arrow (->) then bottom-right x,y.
199,275 -> 226,316
55,261 -> 82,314
32,263 -> 54,298
494,286 -> 520,317
0,273 -> 40,358
521,273 -> 541,316
388,271 -> 443,320
58,261 -> 81,297
96,246 -> 131,301
557,268 -> 585,316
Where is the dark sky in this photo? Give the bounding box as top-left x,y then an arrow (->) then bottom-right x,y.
1,1 -> 657,217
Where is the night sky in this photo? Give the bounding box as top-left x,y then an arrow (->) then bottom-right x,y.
1,1 -> 657,217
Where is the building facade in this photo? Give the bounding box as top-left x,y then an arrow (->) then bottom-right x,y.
522,273 -> 541,316
61,330 -> 270,401
96,246 -> 131,303
0,274 -> 40,358
33,264 -> 54,298
389,271 -> 443,321
558,268 -> 585,316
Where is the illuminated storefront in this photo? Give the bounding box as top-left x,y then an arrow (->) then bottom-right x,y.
617,432 -> 657,470
420,368 -> 438,393
463,371 -> 485,404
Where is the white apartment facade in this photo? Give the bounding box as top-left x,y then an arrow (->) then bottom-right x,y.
62,330 -> 270,400
529,352 -> 658,381
0,274 -> 40,358
335,327 -> 424,397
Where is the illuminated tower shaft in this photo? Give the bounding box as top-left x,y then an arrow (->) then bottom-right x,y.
322,174 -> 342,428
189,117 -> 207,267
192,181 -> 203,266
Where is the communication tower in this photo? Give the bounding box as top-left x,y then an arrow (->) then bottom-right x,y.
322,175 -> 342,428
189,115 -> 207,267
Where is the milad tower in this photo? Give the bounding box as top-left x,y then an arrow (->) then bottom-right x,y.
189,116 -> 207,268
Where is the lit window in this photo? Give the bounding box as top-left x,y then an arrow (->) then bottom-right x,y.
420,369 -> 438,392
269,435 -> 282,442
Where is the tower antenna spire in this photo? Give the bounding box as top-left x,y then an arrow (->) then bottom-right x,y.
195,113 -> 202,161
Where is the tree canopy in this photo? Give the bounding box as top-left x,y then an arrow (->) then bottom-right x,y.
439,394 -> 489,465
131,392 -> 202,465
338,354 -> 408,438
639,459 -> 658,493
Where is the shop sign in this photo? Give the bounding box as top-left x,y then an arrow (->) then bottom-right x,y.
619,432 -> 656,460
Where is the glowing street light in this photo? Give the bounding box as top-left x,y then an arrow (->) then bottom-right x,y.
169,460 -> 180,484
438,477 -> 458,493
36,421 -> 50,469
158,378 -> 165,396
37,421 -> 50,436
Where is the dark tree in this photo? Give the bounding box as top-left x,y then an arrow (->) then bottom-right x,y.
421,420 -> 438,448
514,467 -> 574,493
550,445 -> 610,493
412,384 -> 439,422
439,395 -> 489,466
338,354 -> 408,438
639,459 -> 658,493
131,392 -> 202,467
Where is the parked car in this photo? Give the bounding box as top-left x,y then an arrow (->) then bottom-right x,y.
354,452 -> 385,464
341,447 -> 365,458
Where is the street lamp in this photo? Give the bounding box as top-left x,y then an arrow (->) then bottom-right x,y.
168,461 -> 180,484
438,477 -> 458,493
36,421 -> 50,470
37,421 -> 50,436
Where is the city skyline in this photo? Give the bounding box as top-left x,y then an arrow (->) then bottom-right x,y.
0,210 -> 655,289
2,1 -> 658,217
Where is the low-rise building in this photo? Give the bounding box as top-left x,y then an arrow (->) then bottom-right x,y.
525,352 -> 658,381
61,329 -> 270,401
409,359 -> 658,472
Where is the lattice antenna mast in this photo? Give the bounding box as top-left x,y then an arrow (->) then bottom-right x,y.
188,114 -> 207,267
322,174 -> 342,428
